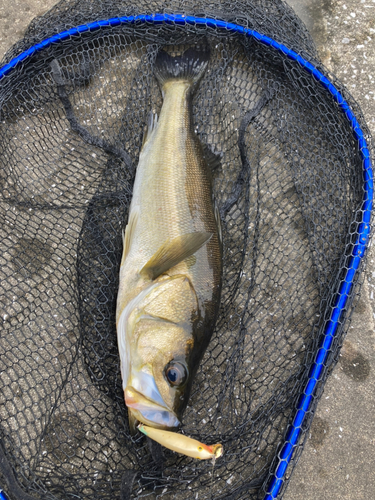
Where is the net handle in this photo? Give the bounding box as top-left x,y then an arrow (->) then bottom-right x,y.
0,13 -> 372,500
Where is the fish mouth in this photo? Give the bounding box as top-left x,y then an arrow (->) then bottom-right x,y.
125,386 -> 181,429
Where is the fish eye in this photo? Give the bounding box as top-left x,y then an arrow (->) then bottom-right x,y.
164,361 -> 188,387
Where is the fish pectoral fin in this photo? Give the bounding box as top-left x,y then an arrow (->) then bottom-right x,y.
140,232 -> 213,280
121,208 -> 139,266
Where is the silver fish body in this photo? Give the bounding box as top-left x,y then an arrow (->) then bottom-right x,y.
116,47 -> 222,432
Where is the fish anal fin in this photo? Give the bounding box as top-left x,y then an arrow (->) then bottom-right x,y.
140,232 -> 212,280
121,209 -> 139,266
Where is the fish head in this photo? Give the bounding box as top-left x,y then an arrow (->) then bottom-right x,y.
122,275 -> 199,431
125,319 -> 194,430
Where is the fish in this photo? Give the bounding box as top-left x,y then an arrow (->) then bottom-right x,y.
116,45 -> 222,435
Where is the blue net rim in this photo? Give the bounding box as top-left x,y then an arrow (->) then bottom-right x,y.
0,13 -> 373,500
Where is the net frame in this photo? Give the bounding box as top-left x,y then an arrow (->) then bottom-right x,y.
0,10 -> 373,500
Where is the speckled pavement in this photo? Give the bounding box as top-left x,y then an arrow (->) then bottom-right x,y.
0,1 -> 374,499
284,2 -> 375,499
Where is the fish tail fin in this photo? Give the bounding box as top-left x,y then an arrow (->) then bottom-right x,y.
154,46 -> 210,91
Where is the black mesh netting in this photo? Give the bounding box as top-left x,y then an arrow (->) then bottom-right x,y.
0,1 -> 373,499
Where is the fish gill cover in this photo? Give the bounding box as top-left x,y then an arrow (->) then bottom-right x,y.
0,0 -> 372,499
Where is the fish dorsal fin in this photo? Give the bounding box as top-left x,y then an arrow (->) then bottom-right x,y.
201,143 -> 222,173
140,232 -> 212,280
121,208 -> 139,266
142,111 -> 158,148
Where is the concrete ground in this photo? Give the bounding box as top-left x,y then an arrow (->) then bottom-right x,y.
284,2 -> 375,499
0,1 -> 374,499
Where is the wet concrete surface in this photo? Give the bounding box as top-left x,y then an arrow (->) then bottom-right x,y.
0,0 -> 374,499
283,1 -> 375,499
272,2 -> 375,496
0,0 -> 56,58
